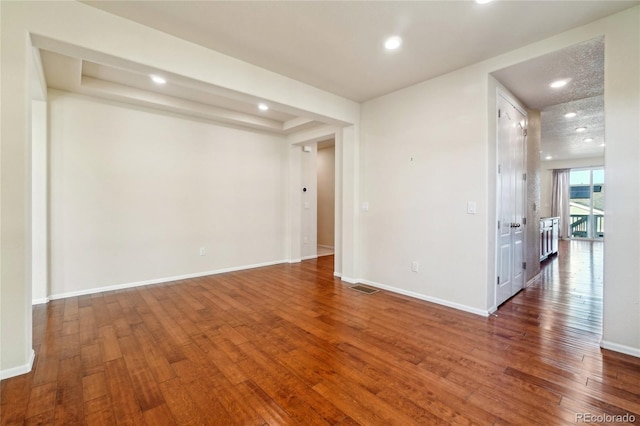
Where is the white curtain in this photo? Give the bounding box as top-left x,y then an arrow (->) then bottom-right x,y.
552,169 -> 571,238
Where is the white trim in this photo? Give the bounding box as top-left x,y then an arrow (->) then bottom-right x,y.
318,244 -> 334,250
1,349 -> 35,380
32,297 -> 50,305
526,273 -> 541,288
301,255 -> 318,261
600,340 -> 640,358
288,258 -> 302,264
333,272 -> 342,278
341,276 -> 358,284
47,260 -> 287,301
359,279 -> 490,317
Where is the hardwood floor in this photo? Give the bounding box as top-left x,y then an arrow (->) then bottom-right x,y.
2,240 -> 639,425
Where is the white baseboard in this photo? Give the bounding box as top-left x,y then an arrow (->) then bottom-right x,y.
333,272 -> 342,278
44,259 -> 288,302
32,297 -> 50,305
526,273 -> 541,288
301,255 -> 318,261
600,340 -> 640,358
358,279 -> 490,317
1,349 -> 35,380
318,245 -> 334,250
341,276 -> 358,284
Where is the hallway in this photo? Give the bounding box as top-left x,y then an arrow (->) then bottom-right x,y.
499,239 -> 603,339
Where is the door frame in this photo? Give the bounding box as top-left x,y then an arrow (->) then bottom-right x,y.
286,125 -> 344,276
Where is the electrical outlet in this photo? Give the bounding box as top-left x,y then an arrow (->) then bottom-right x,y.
199,247 -> 206,256
467,201 -> 477,214
411,261 -> 419,272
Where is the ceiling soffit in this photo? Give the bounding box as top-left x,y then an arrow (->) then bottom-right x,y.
38,45 -> 326,136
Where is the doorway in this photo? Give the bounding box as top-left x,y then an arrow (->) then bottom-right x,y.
491,36 -> 605,318
317,140 -> 335,257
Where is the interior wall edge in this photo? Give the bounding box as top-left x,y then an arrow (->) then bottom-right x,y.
0,350 -> 35,381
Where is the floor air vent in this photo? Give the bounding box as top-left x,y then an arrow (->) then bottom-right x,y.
349,285 -> 379,294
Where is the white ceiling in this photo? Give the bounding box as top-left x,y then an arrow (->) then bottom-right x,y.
40,1 -> 637,154
83,0 -> 637,102
40,49 -> 324,135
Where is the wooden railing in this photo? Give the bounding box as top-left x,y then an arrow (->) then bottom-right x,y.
570,214 -> 604,238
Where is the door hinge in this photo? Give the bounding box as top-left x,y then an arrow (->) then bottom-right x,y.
523,129 -> 528,136
523,262 -> 527,270
498,165 -> 501,174
497,220 -> 500,230
498,109 -> 501,118
522,217 -> 527,225
523,173 -> 527,181
497,276 -> 500,285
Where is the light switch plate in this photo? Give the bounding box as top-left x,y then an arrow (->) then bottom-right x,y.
467,201 -> 477,214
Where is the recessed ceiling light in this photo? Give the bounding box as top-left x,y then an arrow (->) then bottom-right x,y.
258,103 -> 269,111
550,79 -> 570,89
475,0 -> 493,3
150,75 -> 166,85
583,138 -> 594,142
575,127 -> 587,133
564,112 -> 577,118
601,143 -> 606,147
545,155 -> 552,160
384,36 -> 402,51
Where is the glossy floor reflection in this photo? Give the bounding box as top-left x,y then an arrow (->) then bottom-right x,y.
2,241 -> 638,425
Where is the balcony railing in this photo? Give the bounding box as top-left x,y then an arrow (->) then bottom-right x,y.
570,214 -> 604,238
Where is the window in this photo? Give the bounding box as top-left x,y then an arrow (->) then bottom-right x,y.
569,168 -> 604,239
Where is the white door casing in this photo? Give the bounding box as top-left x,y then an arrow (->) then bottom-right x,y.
496,93 -> 527,306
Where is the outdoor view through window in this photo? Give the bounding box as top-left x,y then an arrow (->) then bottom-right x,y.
569,168 -> 604,239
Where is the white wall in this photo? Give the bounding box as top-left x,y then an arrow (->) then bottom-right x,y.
317,145 -> 336,247
360,4 -> 640,349
300,144 -> 318,259
539,157 -> 604,218
49,91 -> 287,297
1,1 -> 359,377
360,67 -> 490,314
526,109 -> 542,283
31,100 -> 48,303
1,2 -> 638,378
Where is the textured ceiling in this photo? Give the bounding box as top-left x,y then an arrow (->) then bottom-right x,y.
82,0 -> 638,102
492,37 -> 605,161
492,37 -> 604,110
541,95 -> 604,160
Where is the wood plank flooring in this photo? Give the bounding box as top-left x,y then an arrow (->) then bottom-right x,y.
2,240 -> 639,425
